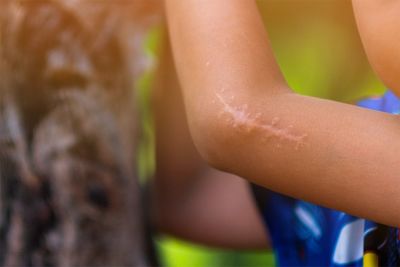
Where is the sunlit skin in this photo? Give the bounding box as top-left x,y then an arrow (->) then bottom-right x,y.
215,92 -> 307,149
154,1 -> 375,250
153,37 -> 269,249
353,0 -> 400,95
163,0 -> 400,228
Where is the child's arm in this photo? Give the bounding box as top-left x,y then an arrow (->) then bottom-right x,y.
352,0 -> 400,96
152,35 -> 269,249
165,0 -> 400,227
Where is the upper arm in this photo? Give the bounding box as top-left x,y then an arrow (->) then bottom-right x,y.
352,0 -> 400,94
153,33 -> 269,250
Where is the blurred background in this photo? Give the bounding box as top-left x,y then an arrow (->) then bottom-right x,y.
137,0 -> 385,266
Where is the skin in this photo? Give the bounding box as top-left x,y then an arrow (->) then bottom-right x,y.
352,0 -> 400,95
152,36 -> 269,249
153,0 -> 378,249
163,0 -> 400,228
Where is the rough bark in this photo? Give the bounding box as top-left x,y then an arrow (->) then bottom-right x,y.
0,1 -> 154,266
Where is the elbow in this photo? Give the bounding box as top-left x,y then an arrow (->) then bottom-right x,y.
188,88 -> 295,174
184,97 -> 242,172
186,92 -> 267,173
188,111 -> 234,172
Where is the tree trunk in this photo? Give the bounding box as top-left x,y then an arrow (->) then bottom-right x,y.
0,1 -> 155,266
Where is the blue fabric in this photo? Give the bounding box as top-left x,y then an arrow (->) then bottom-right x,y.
256,90 -> 400,267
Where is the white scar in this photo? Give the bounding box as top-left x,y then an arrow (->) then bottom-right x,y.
216,93 -> 307,149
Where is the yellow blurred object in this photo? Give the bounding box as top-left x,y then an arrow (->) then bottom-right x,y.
363,252 -> 379,267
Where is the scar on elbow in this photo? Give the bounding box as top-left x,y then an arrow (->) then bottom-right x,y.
216,93 -> 307,150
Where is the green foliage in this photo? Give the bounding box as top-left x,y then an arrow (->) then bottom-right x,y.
136,70 -> 156,182
157,237 -> 275,267
270,20 -> 385,101
136,27 -> 161,181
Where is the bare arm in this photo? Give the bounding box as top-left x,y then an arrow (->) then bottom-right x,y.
164,0 -> 400,227
352,0 -> 400,95
152,34 -> 269,249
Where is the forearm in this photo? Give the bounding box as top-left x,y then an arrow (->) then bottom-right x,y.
216,92 -> 400,227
